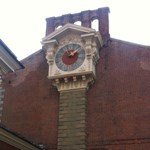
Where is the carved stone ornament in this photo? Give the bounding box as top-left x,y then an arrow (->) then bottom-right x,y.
41,23 -> 103,91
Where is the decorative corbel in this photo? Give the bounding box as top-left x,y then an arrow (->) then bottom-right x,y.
92,40 -> 100,65
42,39 -> 58,65
81,33 -> 95,58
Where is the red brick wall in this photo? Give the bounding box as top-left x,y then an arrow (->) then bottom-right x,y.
87,39 -> 150,149
2,50 -> 59,150
0,141 -> 19,150
2,39 -> 150,150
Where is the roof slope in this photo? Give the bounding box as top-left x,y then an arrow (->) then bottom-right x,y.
0,39 -> 24,73
0,124 -> 44,150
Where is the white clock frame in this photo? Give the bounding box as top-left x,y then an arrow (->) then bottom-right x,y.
42,23 -> 103,91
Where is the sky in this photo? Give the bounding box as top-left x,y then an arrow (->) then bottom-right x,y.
0,0 -> 150,60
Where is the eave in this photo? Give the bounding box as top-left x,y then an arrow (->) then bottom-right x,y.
0,124 -> 43,150
0,39 -> 24,73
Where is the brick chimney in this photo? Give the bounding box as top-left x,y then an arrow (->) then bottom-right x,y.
45,7 -> 110,45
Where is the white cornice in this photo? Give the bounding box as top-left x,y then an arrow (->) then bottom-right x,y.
0,43 -> 24,73
0,127 -> 41,150
42,23 -> 96,42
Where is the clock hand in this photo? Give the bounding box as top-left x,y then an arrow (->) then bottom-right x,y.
66,50 -> 69,54
73,48 -> 80,54
69,48 -> 80,56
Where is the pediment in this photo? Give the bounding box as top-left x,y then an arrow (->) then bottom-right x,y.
42,23 -> 100,43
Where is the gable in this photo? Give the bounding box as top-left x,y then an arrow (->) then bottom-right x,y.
42,23 -> 97,42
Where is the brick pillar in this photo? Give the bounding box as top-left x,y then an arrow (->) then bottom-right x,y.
98,7 -> 110,45
62,14 -> 73,25
58,89 -> 87,150
81,11 -> 91,28
46,17 -> 55,36
98,7 -> 109,37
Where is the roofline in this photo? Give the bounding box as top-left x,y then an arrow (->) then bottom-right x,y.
111,37 -> 150,48
0,123 -> 44,150
0,39 -> 24,69
46,7 -> 110,20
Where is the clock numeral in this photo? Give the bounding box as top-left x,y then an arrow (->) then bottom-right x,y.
73,44 -> 79,50
62,64 -> 66,71
67,44 -> 73,50
55,56 -> 61,63
79,49 -> 84,54
62,47 -> 67,53
57,61 -> 63,68
72,63 -> 78,70
78,54 -> 85,59
77,58 -> 83,66
67,65 -> 72,71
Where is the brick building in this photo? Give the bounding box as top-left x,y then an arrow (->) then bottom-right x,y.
0,7 -> 150,150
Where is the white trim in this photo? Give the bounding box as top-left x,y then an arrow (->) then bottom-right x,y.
0,44 -> 23,73
42,23 -> 96,41
0,57 -> 15,72
0,127 -> 41,150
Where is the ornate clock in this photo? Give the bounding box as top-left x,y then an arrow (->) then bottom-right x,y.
55,44 -> 85,72
42,23 -> 102,90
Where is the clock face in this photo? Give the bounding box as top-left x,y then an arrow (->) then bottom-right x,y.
55,44 -> 85,71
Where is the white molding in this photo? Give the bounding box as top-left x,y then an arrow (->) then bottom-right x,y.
0,127 -> 41,150
0,57 -> 15,72
42,23 -> 96,42
0,41 -> 23,73
52,74 -> 94,92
